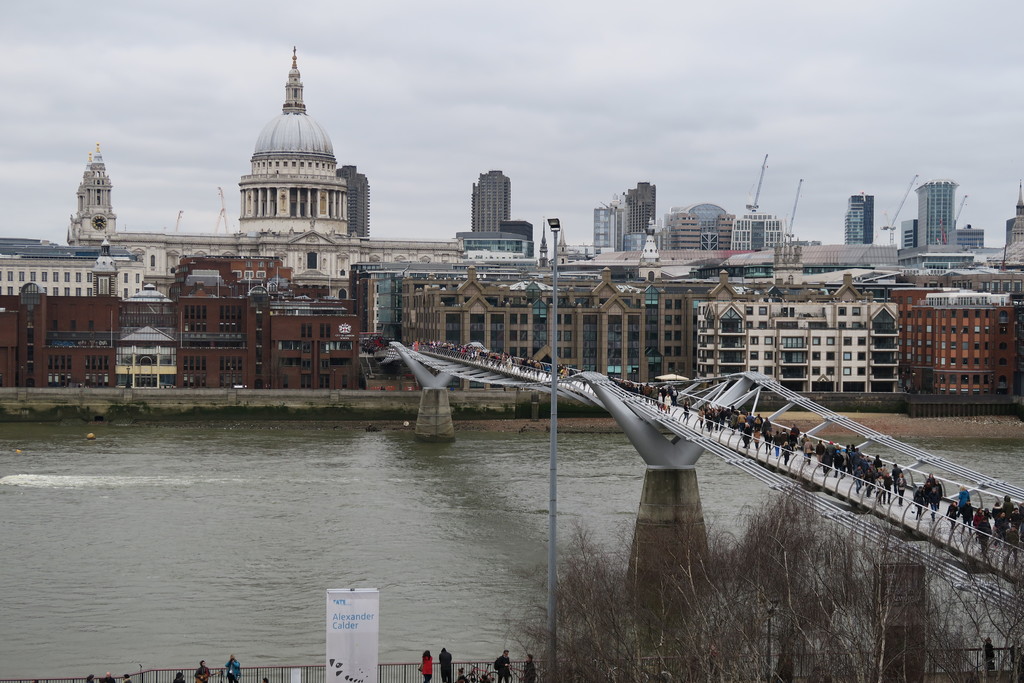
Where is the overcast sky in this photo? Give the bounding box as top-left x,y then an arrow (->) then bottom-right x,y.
3,1 -> 1024,249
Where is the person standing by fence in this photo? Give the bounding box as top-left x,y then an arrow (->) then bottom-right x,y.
419,650 -> 433,682
438,647 -> 452,683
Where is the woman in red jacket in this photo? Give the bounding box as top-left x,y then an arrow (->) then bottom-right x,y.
420,650 -> 433,682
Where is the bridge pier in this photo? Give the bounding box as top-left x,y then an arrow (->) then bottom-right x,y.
631,467 -> 708,584
414,388 -> 456,442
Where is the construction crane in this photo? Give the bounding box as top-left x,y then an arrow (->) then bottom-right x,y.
878,174 -> 918,244
214,187 -> 230,233
880,211 -> 897,245
956,195 -> 969,227
745,154 -> 768,212
174,210 -> 184,232
787,178 -> 804,240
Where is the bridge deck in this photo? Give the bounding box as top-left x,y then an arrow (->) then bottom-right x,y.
392,342 -> 1022,591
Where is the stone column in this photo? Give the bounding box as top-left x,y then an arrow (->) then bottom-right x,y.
631,467 -> 708,587
414,387 -> 456,443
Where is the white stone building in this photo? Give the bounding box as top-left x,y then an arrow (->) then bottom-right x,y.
729,212 -> 785,251
0,238 -> 146,299
67,51 -> 460,295
696,272 -> 900,392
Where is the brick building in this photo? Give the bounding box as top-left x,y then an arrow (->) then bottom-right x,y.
0,285 -> 119,387
0,280 -> 360,389
893,288 -> 1015,395
402,266 -> 711,382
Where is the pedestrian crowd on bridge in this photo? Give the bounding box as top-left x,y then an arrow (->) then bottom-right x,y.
418,341 -> 573,378
678,398 -> 1023,561
420,340 -> 1022,561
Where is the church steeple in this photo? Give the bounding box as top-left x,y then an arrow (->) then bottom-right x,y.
283,47 -> 306,114
538,222 -> 549,267
1011,182 -> 1024,245
68,143 -> 117,243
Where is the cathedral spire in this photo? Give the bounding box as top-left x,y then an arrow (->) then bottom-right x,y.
283,48 -> 306,114
1017,181 -> 1023,214
539,222 -> 549,267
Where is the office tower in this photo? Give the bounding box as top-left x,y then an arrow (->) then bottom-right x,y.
663,204 -> 734,250
916,180 -> 958,246
844,193 -> 875,245
337,165 -> 370,237
954,226 -> 984,249
730,213 -> 784,251
594,196 -> 625,250
623,182 -> 656,250
901,219 -> 918,249
471,170 -> 511,232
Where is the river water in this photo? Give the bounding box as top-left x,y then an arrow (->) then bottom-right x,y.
0,422 -> 1020,677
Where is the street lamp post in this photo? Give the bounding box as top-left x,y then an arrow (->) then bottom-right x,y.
546,217 -> 561,677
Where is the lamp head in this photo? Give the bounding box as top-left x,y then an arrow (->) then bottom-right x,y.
547,218 -> 561,233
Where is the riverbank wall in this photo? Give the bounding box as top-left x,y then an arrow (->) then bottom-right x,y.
0,387 -> 1018,423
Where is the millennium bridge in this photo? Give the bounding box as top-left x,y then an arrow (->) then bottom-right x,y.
390,341 -> 1024,609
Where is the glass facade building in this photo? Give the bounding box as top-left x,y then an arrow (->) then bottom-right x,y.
916,179 -> 958,246
844,194 -> 874,245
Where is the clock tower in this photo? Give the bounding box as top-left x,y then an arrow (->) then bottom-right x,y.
68,143 -> 117,243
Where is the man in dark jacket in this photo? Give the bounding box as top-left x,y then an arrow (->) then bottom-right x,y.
438,647 -> 453,683
494,650 -> 511,683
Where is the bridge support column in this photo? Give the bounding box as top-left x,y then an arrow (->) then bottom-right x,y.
631,467 -> 708,586
414,388 -> 456,443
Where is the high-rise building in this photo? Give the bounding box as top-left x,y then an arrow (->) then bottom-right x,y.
954,226 -> 985,249
471,170 -> 511,232
337,165 -> 370,237
730,213 -> 784,251
916,180 -> 958,246
844,193 -> 874,245
664,204 -> 734,250
623,182 -> 656,250
901,219 -> 918,249
593,196 -> 624,250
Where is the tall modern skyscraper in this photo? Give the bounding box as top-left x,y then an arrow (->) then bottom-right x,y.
901,219 -> 918,249
623,182 -> 656,250
471,170 -> 511,232
337,165 -> 370,237
593,195 -> 624,250
844,193 -> 874,245
916,179 -> 958,246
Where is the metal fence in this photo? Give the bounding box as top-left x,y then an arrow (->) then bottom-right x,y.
4,650 -> 1021,683
1,661 -> 526,683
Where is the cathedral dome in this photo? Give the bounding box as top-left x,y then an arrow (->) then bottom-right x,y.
254,113 -> 334,158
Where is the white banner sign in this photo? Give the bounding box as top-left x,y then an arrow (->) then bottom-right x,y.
326,588 -> 379,683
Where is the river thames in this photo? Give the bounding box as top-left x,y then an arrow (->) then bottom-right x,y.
0,422 -> 1020,677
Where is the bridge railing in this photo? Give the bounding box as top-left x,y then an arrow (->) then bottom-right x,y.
401,342 -> 1020,576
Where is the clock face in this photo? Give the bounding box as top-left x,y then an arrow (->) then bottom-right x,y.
91,215 -> 107,230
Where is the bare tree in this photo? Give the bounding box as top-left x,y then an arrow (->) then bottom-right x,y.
515,494 -> 986,683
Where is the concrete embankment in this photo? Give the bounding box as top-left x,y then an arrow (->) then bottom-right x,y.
0,386 -> 599,423
0,387 -> 1020,430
